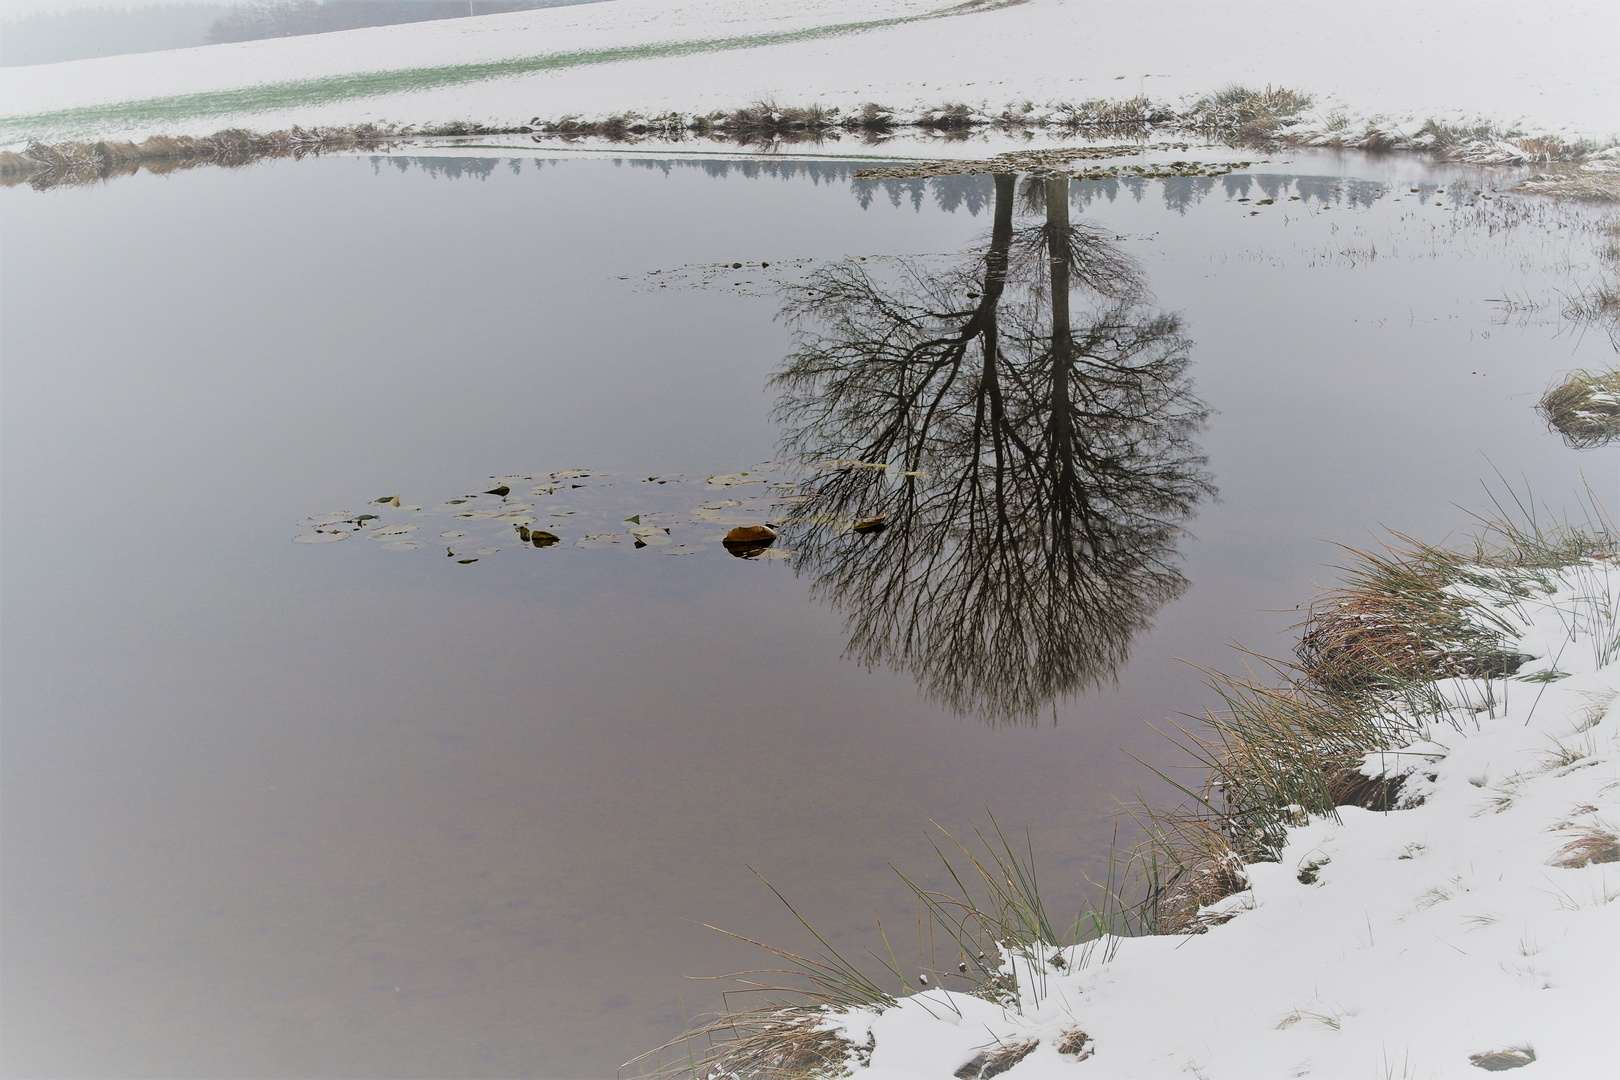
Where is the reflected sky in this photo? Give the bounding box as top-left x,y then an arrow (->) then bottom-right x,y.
2,152 -> 1613,1078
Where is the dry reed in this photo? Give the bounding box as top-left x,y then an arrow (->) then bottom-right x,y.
1536,369 -> 1620,449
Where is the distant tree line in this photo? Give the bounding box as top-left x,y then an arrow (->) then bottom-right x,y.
1,0 -> 607,67
206,0 -> 595,44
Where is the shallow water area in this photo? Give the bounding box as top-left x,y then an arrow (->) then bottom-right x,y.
1,148 -> 1614,1078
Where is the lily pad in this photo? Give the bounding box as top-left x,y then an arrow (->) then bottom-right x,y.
293,531 -> 349,543
297,513 -> 353,527
369,524 -> 419,539
382,541 -> 422,551
707,474 -> 765,488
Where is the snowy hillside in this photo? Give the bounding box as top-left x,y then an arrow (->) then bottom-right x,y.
3,0 -> 1617,148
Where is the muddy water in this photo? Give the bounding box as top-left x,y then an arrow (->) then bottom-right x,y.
1,152 -> 1613,1078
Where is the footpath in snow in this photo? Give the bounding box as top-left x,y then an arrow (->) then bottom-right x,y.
2,0 -> 1617,148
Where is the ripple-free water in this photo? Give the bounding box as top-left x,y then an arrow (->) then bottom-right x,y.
1,151 -> 1613,1077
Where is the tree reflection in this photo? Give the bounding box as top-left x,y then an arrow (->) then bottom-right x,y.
773,175 -> 1215,723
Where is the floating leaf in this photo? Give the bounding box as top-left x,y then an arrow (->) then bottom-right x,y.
440,530 -> 467,538
369,524 -> 419,539
485,485 -> 511,497
852,515 -> 888,535
457,559 -> 479,564
375,494 -> 401,506
292,531 -> 349,544
382,541 -> 422,551
476,547 -> 499,555
531,531 -> 561,548
707,474 -> 768,488
297,513 -> 353,527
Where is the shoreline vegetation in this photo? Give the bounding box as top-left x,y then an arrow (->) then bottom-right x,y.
629,503 -> 1620,1077
4,86 -> 1618,195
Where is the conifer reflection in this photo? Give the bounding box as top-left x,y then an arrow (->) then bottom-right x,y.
773,175 -> 1215,723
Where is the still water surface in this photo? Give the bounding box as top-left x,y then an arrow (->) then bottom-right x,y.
2,151 -> 1612,1077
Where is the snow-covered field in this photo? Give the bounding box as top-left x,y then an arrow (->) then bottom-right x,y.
813,558 -> 1620,1079
3,0 -> 1617,149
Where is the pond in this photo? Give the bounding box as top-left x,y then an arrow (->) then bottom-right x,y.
1,148 -> 1612,1078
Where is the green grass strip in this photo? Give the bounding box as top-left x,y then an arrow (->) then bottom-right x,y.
1,13 -> 934,143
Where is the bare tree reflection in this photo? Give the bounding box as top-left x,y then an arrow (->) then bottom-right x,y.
773,175 -> 1214,723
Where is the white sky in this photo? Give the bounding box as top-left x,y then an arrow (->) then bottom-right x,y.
2,0 -> 257,17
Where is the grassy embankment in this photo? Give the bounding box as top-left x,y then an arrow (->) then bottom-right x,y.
628,502 -> 1620,1077
7,84 -> 1617,192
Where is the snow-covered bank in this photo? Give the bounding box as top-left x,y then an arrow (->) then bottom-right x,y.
2,0 -> 1616,149
673,549 -> 1620,1079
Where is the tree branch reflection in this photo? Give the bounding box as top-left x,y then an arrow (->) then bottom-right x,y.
773,175 -> 1215,724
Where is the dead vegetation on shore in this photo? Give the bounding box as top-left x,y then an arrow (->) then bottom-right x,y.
630,505 -> 1619,1077
0,123 -> 426,188
1537,368 -> 1620,449
11,86 -> 1614,192
1135,509 -> 1618,936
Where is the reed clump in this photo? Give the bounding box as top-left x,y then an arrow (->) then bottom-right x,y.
1295,542 -> 1532,691
1135,508 -> 1617,933
0,123 -> 422,188
1182,84 -> 1314,141
640,503 -> 1617,1072
1537,369 -> 1620,449
627,1006 -> 869,1079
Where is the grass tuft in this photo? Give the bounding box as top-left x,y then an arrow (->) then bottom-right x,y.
1548,827 -> 1620,868
1537,369 -> 1620,449
624,1005 -> 868,1079
1182,84 -> 1314,142
1295,540 -> 1533,691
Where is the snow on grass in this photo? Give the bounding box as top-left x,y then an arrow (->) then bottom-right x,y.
2,0 -> 1616,150
675,553 -> 1620,1078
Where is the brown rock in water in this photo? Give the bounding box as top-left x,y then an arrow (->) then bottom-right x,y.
722,525 -> 776,557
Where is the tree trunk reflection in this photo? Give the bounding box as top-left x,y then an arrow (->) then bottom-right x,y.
773,173 -> 1215,724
